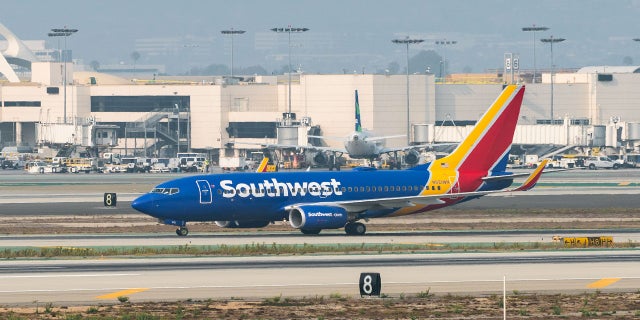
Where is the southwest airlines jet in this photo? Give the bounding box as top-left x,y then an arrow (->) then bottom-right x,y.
132,85 -> 545,236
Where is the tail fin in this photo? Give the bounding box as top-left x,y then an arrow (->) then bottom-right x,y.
256,157 -> 269,172
354,90 -> 362,132
438,85 -> 525,174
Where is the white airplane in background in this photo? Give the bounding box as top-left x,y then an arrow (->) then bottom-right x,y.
248,90 -> 448,170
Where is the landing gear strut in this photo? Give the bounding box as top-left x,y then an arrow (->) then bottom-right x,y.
176,226 -> 189,236
345,222 -> 366,235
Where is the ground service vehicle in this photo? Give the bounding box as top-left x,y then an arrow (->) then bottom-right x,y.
584,156 -> 619,170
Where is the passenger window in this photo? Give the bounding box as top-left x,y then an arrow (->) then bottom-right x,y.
348,187 -> 352,192
341,187 -> 346,192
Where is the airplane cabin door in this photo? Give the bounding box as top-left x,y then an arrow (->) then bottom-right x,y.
196,180 -> 212,204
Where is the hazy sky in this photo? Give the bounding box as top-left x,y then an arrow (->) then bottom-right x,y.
2,0 -> 640,74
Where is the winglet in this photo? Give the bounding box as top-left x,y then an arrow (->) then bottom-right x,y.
354,90 -> 362,132
513,159 -> 547,191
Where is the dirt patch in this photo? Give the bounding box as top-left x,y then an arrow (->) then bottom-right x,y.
2,292 -> 639,319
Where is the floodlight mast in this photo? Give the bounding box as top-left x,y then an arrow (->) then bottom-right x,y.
271,26 -> 309,118
434,39 -> 457,81
48,28 -> 78,124
392,37 -> 424,145
522,25 -> 549,83
220,29 -> 246,78
541,35 -> 565,121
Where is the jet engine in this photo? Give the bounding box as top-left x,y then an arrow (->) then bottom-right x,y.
289,205 -> 348,230
215,220 -> 271,228
404,149 -> 420,165
312,152 -> 328,166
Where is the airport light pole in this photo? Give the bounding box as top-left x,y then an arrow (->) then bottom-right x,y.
48,27 -> 78,124
522,25 -> 549,83
435,39 -> 457,82
541,36 -> 565,122
392,37 -> 424,145
220,29 -> 245,79
271,26 -> 309,119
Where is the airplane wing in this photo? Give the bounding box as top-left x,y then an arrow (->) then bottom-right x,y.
365,134 -> 405,142
284,162 -> 546,213
237,141 -> 348,154
379,142 -> 457,154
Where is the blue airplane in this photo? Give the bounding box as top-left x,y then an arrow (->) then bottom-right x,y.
132,85 -> 546,236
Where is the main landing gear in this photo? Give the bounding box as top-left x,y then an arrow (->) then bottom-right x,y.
344,222 -> 366,235
176,226 -> 189,236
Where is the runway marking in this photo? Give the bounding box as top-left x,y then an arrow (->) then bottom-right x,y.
618,182 -> 631,186
96,288 -> 149,300
586,278 -> 621,289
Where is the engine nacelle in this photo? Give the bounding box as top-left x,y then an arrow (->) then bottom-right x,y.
289,205 -> 348,230
313,152 -> 328,166
215,220 -> 271,228
404,149 -> 420,165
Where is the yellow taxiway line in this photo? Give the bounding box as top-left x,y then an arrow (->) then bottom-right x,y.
96,288 -> 149,300
586,278 -> 621,289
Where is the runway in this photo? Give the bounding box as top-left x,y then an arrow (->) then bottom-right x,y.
0,251 -> 638,305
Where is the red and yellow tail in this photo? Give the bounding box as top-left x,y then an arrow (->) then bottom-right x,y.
425,85 -> 525,195
437,85 -> 525,173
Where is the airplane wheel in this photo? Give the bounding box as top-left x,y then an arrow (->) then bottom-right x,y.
176,227 -> 189,236
300,228 -> 321,235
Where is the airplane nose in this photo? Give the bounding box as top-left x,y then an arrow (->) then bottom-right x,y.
131,195 -> 153,214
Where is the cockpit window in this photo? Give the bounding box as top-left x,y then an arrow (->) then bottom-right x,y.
151,187 -> 180,195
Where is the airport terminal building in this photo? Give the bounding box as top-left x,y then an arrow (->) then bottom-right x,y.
2,24 -> 640,163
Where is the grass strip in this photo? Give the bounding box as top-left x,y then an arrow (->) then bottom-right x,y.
0,241 -> 637,259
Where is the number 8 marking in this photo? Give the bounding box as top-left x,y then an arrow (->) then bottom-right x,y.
105,194 -> 112,206
362,275 -> 373,294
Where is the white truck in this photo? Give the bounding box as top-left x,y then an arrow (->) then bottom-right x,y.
584,156 -> 620,170
219,156 -> 254,171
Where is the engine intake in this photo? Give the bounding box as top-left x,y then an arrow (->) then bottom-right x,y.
289,205 -> 348,230
313,152 -> 328,166
404,149 -> 420,165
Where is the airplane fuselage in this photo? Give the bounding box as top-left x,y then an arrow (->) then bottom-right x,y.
132,165 -> 514,226
344,131 -> 385,159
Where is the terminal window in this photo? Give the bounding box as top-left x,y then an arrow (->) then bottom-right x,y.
226,122 -> 277,138
3,101 -> 41,107
91,96 -> 190,112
